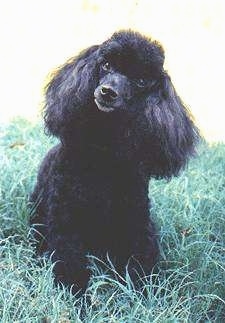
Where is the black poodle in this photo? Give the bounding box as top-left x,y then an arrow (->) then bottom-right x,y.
30,30 -> 199,294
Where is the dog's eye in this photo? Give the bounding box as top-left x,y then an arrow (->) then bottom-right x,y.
102,61 -> 111,71
135,78 -> 147,88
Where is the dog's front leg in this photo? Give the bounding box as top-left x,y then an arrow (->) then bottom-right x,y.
47,229 -> 90,295
126,218 -> 159,288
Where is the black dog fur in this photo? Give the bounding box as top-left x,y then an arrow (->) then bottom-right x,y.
30,30 -> 199,293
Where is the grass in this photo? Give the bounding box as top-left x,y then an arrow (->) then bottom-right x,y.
0,118 -> 225,322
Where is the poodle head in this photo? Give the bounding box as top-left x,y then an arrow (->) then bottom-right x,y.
44,30 -> 200,179
94,31 -> 164,113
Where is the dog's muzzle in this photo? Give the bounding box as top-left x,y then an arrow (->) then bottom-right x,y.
94,100 -> 114,112
94,85 -> 119,112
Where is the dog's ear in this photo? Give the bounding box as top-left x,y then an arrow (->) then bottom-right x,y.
143,72 -> 200,179
44,45 -> 99,138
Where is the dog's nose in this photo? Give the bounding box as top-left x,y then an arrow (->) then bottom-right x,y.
100,86 -> 118,101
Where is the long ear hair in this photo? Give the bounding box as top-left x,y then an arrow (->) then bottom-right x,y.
44,45 -> 99,138
143,72 -> 200,179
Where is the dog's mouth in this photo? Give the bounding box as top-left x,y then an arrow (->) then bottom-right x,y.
94,99 -> 115,113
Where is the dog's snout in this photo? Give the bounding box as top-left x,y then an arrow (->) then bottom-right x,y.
100,86 -> 118,101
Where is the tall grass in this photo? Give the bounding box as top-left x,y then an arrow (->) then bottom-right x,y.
0,118 -> 224,322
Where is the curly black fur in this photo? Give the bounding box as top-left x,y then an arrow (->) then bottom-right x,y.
30,30 -> 199,294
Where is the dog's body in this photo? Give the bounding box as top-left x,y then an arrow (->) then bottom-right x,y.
31,31 -> 199,293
